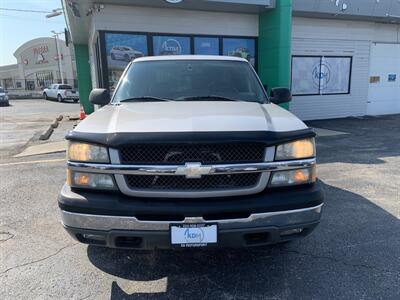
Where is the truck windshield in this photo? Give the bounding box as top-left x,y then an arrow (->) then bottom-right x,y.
113,60 -> 267,103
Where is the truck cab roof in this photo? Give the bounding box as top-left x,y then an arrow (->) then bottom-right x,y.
133,55 -> 248,63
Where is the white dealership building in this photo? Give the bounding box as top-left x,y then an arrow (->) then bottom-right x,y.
0,37 -> 77,93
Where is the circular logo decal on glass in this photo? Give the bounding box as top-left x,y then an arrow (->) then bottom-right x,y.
160,39 -> 182,55
312,61 -> 331,90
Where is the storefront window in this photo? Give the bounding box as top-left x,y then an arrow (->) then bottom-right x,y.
223,38 -> 256,66
36,71 -> 54,89
100,31 -> 258,90
194,37 -> 219,55
153,36 -> 191,56
105,33 -> 148,90
4,78 -> 14,89
291,56 -> 321,95
320,57 -> 352,94
291,56 -> 352,96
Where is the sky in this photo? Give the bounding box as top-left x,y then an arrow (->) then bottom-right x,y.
0,0 -> 66,66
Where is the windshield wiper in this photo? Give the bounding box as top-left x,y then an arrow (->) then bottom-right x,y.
119,96 -> 172,102
179,95 -> 242,102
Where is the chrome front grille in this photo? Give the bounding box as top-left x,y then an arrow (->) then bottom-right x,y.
103,146 -> 277,198
119,144 -> 266,165
115,144 -> 268,197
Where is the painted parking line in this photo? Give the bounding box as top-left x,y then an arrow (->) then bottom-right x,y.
312,127 -> 349,137
0,158 -> 65,167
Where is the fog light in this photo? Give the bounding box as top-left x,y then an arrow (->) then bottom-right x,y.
77,233 -> 106,245
67,170 -> 116,189
82,234 -> 105,241
280,228 -> 303,237
269,167 -> 315,187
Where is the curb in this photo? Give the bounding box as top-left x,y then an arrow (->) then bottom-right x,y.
39,126 -> 54,140
68,115 -> 80,121
51,120 -> 59,129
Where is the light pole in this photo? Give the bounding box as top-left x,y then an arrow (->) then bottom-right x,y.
52,30 -> 64,84
46,8 -> 62,18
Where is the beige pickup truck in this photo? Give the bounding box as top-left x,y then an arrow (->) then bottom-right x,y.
59,55 -> 324,250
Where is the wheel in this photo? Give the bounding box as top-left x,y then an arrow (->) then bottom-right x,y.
43,93 -> 48,100
73,99 -> 78,103
124,54 -> 131,62
57,95 -> 63,103
111,53 -> 115,60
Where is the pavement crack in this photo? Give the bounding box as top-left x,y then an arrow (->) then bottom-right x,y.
0,231 -> 14,243
0,243 -> 79,275
280,248 -> 397,274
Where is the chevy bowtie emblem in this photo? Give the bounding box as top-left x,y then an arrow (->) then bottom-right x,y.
176,162 -> 212,179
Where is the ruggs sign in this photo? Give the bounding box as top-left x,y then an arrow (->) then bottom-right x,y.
33,45 -> 49,65
20,43 -> 62,69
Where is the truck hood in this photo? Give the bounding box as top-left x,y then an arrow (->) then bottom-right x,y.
74,101 -> 307,134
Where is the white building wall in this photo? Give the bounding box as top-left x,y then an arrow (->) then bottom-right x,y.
60,43 -> 75,81
291,17 -> 400,120
92,5 -> 259,37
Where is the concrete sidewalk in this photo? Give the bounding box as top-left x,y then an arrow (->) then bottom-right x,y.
14,141 -> 67,157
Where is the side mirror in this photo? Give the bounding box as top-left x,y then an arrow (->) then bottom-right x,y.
89,88 -> 110,106
270,87 -> 292,105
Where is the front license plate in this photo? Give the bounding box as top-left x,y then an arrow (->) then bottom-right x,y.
170,224 -> 217,247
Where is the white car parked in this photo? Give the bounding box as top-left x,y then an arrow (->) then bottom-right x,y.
110,46 -> 144,62
43,84 -> 79,103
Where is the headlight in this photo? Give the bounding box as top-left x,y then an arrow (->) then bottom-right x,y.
275,138 -> 315,161
67,170 -> 116,190
68,142 -> 109,163
269,166 -> 316,187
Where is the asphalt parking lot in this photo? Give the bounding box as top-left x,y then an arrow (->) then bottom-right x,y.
0,99 -> 79,159
1,100 -> 399,299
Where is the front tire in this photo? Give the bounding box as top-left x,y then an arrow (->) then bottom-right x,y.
111,53 -> 115,60
73,99 -> 78,103
57,95 -> 63,103
43,93 -> 48,100
124,54 -> 131,62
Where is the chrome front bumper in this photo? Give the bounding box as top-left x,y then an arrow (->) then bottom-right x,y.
61,204 -> 323,232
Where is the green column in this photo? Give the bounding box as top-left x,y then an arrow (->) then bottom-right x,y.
74,44 -> 94,114
258,0 -> 292,110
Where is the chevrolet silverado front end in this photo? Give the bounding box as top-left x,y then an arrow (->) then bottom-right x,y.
58,56 -> 324,249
